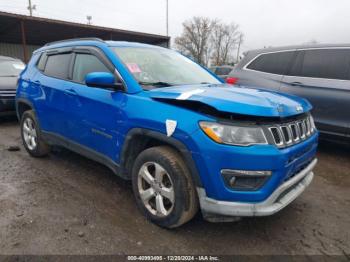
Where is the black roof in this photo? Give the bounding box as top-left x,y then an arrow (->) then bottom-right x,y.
0,11 -> 170,46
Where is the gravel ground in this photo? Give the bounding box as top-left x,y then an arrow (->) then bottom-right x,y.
0,116 -> 349,255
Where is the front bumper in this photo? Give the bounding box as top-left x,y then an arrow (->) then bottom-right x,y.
198,158 -> 317,218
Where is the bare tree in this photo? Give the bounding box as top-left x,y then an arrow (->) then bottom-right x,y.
175,17 -> 217,66
210,22 -> 242,65
175,17 -> 243,66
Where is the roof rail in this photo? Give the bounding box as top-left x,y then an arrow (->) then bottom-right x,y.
44,37 -> 104,46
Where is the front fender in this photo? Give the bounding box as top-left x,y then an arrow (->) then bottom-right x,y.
120,128 -> 202,187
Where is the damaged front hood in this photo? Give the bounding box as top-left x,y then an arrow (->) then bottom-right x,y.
148,84 -> 312,117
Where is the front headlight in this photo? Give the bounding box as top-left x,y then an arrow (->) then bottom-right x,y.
199,121 -> 268,146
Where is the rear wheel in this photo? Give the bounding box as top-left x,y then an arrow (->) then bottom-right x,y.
132,146 -> 198,228
21,110 -> 50,157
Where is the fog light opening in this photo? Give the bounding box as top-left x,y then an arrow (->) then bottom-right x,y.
221,169 -> 272,191
229,176 -> 236,187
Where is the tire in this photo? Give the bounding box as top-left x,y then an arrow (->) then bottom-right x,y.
132,146 -> 198,228
20,110 -> 50,157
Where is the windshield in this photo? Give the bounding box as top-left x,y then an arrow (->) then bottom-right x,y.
0,60 -> 25,77
113,47 -> 220,89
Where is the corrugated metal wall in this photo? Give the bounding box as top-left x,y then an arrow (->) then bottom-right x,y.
0,42 -> 41,62
0,42 -> 169,62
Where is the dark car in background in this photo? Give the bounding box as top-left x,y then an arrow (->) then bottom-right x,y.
209,65 -> 234,80
0,56 -> 25,116
229,44 -> 350,143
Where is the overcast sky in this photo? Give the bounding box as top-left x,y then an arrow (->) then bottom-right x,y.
1,0 -> 350,53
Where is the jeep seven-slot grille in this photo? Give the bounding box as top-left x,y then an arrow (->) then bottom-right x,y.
268,115 -> 315,148
0,89 -> 16,98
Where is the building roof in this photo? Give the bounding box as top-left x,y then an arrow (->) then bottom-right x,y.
0,11 -> 170,46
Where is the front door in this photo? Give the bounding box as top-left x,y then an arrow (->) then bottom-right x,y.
65,50 -> 126,161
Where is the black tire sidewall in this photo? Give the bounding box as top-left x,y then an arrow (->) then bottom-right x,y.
132,147 -> 192,228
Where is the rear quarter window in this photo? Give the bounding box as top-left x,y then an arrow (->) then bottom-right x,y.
293,49 -> 350,80
246,51 -> 295,75
36,53 -> 47,71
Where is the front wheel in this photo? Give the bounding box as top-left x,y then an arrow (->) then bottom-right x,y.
20,110 -> 50,157
132,146 -> 198,228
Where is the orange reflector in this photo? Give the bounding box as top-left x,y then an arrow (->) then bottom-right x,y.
202,126 -> 222,143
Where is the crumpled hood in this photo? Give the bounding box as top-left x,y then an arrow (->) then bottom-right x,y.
148,84 -> 312,117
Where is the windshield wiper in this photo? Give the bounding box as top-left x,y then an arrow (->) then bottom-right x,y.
0,75 -> 18,77
139,81 -> 175,87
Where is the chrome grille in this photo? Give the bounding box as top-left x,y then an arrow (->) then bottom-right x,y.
267,115 -> 316,148
269,127 -> 283,146
281,126 -> 292,145
0,89 -> 16,98
289,123 -> 299,142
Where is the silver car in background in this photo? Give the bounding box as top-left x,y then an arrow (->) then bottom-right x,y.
0,56 -> 25,116
229,44 -> 350,144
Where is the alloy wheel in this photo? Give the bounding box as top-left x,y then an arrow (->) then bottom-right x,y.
137,161 -> 175,217
23,117 -> 37,150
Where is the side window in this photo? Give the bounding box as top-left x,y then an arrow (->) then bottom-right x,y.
216,67 -> 232,75
247,51 -> 295,75
287,51 -> 304,76
44,53 -> 71,79
72,53 -> 111,83
296,49 -> 350,80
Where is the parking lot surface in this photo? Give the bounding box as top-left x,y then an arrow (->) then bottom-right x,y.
0,117 -> 349,255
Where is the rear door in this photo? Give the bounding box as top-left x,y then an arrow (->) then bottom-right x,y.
37,50 -> 74,137
280,48 -> 350,137
236,51 -> 296,91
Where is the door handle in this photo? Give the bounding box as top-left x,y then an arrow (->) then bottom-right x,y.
289,81 -> 303,86
64,88 -> 77,96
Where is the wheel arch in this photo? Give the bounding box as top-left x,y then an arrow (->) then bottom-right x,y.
16,98 -> 35,121
119,128 -> 202,187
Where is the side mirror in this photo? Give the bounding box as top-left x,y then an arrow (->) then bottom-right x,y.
85,72 -> 123,90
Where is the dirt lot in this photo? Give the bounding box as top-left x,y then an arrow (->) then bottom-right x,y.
0,116 -> 349,255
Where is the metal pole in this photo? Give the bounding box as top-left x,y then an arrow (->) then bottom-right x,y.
166,0 -> 169,36
236,34 -> 242,63
20,20 -> 28,63
28,0 -> 32,16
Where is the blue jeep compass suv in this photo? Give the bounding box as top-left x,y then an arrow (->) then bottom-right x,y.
16,38 -> 318,228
